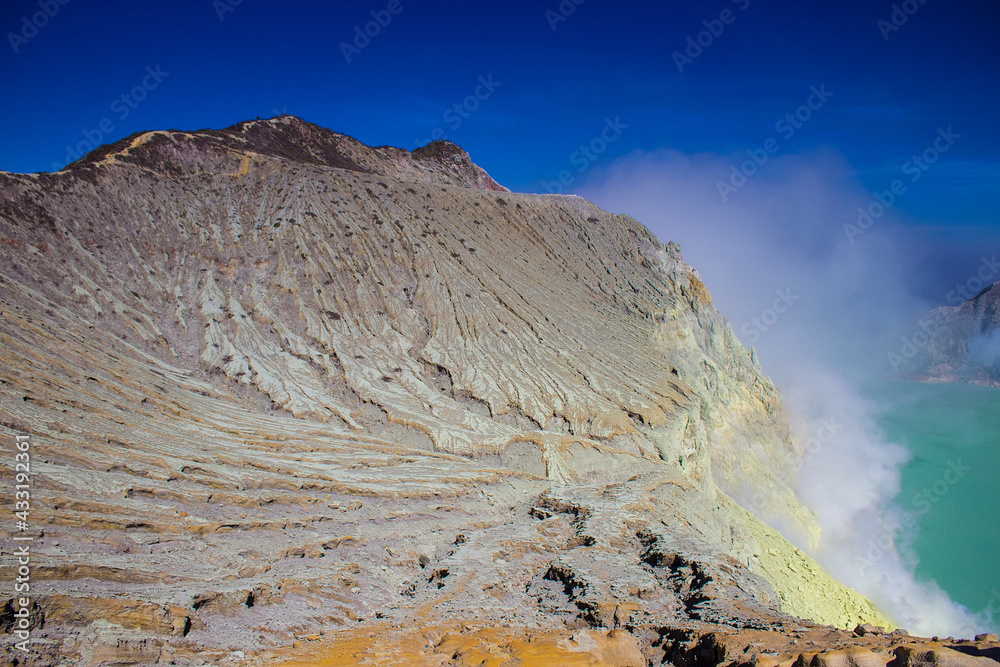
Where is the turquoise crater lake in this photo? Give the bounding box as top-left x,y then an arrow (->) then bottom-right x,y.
873,381 -> 1000,622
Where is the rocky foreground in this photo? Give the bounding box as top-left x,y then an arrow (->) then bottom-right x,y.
0,117 -> 995,665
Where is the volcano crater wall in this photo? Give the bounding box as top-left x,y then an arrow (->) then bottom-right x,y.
0,116 -> 892,665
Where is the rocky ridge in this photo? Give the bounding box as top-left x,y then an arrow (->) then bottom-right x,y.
0,116 -> 989,665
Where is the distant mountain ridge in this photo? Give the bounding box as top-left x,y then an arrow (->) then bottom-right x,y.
898,279 -> 1000,387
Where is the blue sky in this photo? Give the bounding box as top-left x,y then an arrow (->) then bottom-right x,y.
1,0 -> 998,233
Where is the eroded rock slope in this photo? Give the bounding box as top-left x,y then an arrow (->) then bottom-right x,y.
0,116 -> 906,665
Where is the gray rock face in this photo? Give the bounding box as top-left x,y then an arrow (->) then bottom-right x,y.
900,281 -> 1000,387
0,116 -> 899,665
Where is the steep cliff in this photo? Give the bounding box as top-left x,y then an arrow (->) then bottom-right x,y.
900,280 -> 1000,387
0,116 -> 909,665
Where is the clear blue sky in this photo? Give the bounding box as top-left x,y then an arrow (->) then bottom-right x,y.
1,0 -> 998,231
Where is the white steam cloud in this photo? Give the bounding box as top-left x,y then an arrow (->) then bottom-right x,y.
578,148 -> 996,636
968,330 -> 1000,371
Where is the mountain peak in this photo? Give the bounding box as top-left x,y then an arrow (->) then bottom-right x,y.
31,115 -> 508,192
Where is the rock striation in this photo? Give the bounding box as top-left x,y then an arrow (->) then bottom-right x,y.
0,115 -> 983,665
